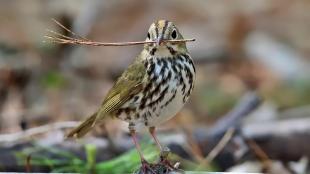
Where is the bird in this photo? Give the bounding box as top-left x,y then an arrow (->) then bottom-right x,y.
66,19 -> 196,170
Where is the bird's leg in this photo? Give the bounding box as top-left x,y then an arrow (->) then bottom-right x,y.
149,127 -> 176,170
130,129 -> 145,161
130,129 -> 155,174
149,127 -> 162,151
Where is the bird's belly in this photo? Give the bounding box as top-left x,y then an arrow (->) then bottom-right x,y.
147,89 -> 184,126
117,84 -> 186,131
132,84 -> 186,131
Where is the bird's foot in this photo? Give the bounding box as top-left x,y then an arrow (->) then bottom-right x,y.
138,159 -> 156,174
137,161 -> 176,174
158,147 -> 179,171
135,147 -> 181,174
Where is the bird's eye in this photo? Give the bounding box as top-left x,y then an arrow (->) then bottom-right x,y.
147,32 -> 151,39
171,29 -> 177,39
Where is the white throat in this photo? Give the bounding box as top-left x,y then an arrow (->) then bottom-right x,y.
154,46 -> 173,57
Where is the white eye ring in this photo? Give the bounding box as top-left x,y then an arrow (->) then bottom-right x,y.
171,29 -> 177,39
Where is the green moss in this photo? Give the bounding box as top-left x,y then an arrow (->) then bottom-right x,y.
40,71 -> 66,89
266,79 -> 310,109
196,84 -> 238,119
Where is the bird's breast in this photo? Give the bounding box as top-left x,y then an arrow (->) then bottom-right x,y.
117,54 -> 195,130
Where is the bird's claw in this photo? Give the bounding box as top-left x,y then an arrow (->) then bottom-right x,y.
158,147 -> 178,171
138,160 -> 156,174
136,147 -> 180,174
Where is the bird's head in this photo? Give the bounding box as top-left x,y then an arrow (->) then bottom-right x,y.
144,20 -> 187,56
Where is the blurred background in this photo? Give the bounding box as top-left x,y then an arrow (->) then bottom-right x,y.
0,0 -> 310,173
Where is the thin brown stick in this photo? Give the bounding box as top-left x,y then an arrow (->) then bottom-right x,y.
181,125 -> 205,164
26,154 -> 32,173
51,18 -> 90,41
46,29 -> 80,41
45,19 -> 196,47
44,35 -> 196,46
205,128 -> 235,163
246,139 -> 272,170
196,128 -> 235,170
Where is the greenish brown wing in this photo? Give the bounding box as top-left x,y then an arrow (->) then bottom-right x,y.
66,81 -> 143,138
66,59 -> 146,138
94,81 -> 143,121
93,59 -> 146,124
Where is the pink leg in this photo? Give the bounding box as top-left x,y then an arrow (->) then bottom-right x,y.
130,130 -> 156,174
149,127 -> 176,170
149,127 -> 162,151
130,130 -> 146,161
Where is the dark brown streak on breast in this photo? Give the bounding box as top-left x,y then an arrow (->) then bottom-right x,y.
146,60 -> 171,105
146,59 -> 155,75
150,48 -> 157,55
186,55 -> 196,73
114,109 -> 124,118
161,89 -> 177,109
159,59 -> 166,76
143,112 -> 148,126
171,60 -> 178,77
181,55 -> 195,103
139,96 -> 147,109
147,86 -> 169,108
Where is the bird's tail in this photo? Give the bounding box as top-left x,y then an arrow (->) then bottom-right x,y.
66,112 -> 98,138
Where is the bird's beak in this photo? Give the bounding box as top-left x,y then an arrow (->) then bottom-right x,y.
156,35 -> 164,46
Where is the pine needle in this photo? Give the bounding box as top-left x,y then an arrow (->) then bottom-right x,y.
45,19 -> 195,47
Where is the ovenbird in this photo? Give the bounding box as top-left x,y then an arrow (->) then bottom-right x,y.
67,20 -> 195,168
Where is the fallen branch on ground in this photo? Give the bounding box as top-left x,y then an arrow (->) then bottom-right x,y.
0,121 -> 79,144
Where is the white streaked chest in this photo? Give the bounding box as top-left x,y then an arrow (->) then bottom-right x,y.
119,54 -> 195,130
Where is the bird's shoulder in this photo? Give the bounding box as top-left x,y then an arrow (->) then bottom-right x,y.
101,51 -> 148,107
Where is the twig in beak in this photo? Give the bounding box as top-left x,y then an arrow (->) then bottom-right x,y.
45,19 -> 195,47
